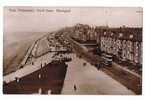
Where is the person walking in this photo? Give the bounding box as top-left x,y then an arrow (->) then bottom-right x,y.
74,84 -> 77,91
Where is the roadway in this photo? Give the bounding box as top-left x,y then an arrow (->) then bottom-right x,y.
61,53 -> 134,94
61,33 -> 141,94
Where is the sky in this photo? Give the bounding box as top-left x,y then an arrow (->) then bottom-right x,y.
4,7 -> 143,33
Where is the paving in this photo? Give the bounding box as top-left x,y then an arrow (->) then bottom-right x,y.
61,54 -> 135,95
65,35 -> 141,94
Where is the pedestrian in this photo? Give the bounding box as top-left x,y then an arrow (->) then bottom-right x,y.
74,84 -> 77,91
41,63 -> 42,68
83,62 -> 86,67
97,63 -> 101,70
32,62 -> 34,65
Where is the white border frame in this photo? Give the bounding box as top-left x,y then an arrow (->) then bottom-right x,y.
0,0 -> 144,100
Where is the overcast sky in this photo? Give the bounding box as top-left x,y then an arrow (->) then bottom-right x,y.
4,7 -> 143,33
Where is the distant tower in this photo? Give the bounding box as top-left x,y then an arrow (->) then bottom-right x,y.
105,9 -> 108,27
105,8 -> 112,28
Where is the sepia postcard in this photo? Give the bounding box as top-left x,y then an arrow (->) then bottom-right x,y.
3,6 -> 143,95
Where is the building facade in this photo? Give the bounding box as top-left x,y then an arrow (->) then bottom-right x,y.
71,24 -> 142,66
100,28 -> 142,66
